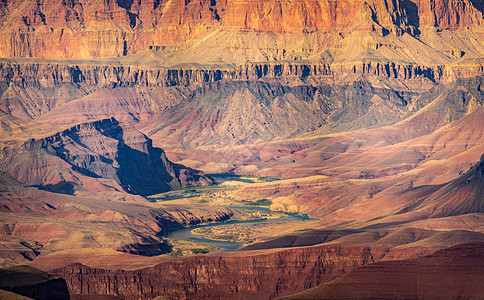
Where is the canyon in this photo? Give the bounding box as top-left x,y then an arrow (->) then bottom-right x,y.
0,0 -> 483,299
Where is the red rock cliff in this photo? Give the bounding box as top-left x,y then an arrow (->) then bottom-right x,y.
50,244 -> 390,299
0,0 -> 482,58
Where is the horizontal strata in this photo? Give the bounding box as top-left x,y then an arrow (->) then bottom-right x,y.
0,60 -> 482,88
48,241 -> 484,299
0,0 -> 482,58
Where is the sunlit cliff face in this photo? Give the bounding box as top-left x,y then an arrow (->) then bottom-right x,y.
0,0 -> 482,59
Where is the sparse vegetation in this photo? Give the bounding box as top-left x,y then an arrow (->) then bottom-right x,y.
257,176 -> 280,182
147,174 -> 279,204
165,238 -> 218,257
239,199 -> 272,206
190,220 -> 307,245
190,248 -> 209,254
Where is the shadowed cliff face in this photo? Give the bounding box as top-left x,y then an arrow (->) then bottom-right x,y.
399,152 -> 484,218
0,265 -> 69,300
1,116 -> 212,196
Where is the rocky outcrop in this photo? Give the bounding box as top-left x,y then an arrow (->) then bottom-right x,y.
0,265 -> 69,300
0,60 -> 481,93
1,116 -> 212,195
0,61 -> 232,88
50,244 -> 390,299
223,0 -> 482,33
414,0 -> 483,28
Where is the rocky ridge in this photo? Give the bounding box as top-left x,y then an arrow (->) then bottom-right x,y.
0,114 -> 211,196
0,171 -> 236,266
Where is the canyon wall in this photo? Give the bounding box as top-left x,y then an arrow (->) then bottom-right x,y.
1,60 -> 482,151
0,0 -> 225,58
282,242 -> 484,299
1,60 -> 481,91
0,0 -> 482,59
51,244 -> 390,299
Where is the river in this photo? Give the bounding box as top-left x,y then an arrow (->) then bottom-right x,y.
160,175 -> 309,252
167,207 -> 309,252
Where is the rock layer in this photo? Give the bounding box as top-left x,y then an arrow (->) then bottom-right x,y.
0,0 -> 482,59
51,244 -> 390,299
49,238 -> 484,299
282,242 -> 484,299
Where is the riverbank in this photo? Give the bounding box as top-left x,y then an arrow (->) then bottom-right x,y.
166,206 -> 312,252
149,174 -> 312,255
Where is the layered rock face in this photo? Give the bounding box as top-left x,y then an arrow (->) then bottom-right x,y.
282,242 -> 484,299
1,59 -> 470,89
0,0 -> 225,58
223,0 -> 482,32
0,0 -> 482,59
49,239 -> 484,299
51,244 -> 389,299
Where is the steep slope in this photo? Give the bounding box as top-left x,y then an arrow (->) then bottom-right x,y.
0,114 -> 211,196
47,245 -> 394,299
392,152 -> 484,219
281,242 -> 484,300
0,170 -> 236,267
140,79 -> 423,151
220,77 -> 483,223
47,235 -> 484,300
